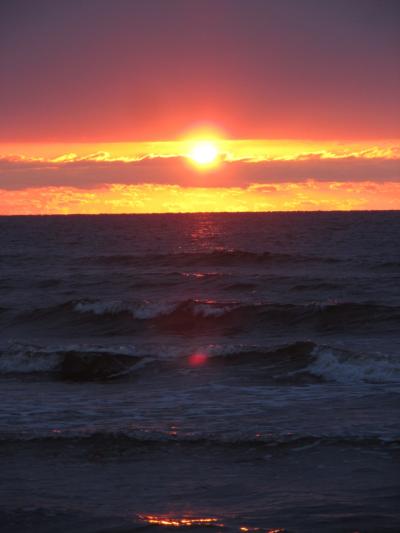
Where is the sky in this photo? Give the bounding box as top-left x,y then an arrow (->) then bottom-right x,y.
0,0 -> 399,213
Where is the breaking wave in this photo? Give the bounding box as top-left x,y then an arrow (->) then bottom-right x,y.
308,345 -> 400,383
0,344 -> 143,379
1,340 -> 399,384
11,298 -> 400,337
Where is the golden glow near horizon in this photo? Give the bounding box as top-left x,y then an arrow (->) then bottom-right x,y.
1,181 -> 400,215
1,138 -> 399,163
0,136 -> 399,214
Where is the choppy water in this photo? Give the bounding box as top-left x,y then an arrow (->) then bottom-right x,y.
0,212 -> 399,533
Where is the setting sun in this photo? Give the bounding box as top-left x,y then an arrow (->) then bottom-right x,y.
188,141 -> 219,167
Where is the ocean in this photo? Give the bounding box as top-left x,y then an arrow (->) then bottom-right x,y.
0,212 -> 399,533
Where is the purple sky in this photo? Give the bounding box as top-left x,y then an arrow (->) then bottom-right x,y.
1,0 -> 399,142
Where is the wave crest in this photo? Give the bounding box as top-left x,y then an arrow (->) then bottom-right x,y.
1,341 -> 399,384
308,345 -> 400,383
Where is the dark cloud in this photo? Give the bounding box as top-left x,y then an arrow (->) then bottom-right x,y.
0,155 -> 398,190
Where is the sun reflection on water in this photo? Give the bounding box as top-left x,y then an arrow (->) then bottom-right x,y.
138,515 -> 222,527
138,515 -> 285,533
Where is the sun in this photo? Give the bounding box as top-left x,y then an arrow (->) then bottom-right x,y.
188,141 -> 219,167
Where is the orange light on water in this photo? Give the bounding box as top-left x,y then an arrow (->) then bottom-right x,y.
138,516 -> 283,532
138,515 -> 222,527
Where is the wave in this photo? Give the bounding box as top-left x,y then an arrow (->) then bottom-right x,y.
1,430 -> 398,449
1,340 -> 399,384
307,345 -> 400,383
79,249 -> 342,268
0,344 -> 144,380
12,298 -> 400,336
207,342 -> 400,384
0,341 -> 310,379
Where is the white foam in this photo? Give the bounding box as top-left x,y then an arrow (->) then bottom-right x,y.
74,299 -> 239,319
308,345 -> 400,383
132,301 -> 178,319
0,350 -> 62,373
191,302 -> 237,317
74,299 -> 177,319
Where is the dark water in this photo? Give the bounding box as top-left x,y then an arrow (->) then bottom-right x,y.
0,212 -> 399,533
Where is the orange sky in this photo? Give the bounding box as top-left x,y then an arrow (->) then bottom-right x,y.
0,1 -> 399,213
